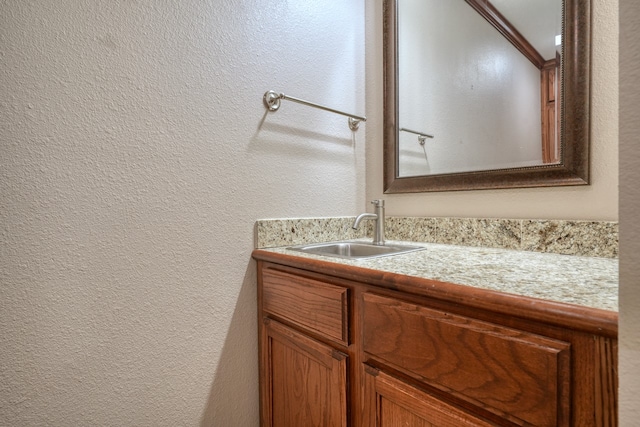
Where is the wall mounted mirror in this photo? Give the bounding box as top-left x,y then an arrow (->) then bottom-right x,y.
383,0 -> 591,193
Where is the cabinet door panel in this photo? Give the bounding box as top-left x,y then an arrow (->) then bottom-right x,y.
364,366 -> 497,427
362,293 -> 570,426
262,319 -> 348,427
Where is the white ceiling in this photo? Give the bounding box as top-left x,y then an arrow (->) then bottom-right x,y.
490,0 -> 563,60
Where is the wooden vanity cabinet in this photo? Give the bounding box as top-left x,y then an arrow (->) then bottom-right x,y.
254,253 -> 618,427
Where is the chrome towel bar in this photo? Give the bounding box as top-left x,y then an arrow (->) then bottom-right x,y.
263,90 -> 366,131
400,127 -> 434,144
400,127 -> 434,165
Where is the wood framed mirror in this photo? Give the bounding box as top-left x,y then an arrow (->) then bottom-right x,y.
383,0 -> 591,193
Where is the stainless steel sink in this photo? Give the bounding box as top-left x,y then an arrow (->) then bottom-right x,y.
288,241 -> 425,259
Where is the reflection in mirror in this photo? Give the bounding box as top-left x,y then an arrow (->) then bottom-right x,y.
384,0 -> 591,192
398,0 -> 562,177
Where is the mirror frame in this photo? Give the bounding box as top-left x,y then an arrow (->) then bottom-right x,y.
383,0 -> 591,193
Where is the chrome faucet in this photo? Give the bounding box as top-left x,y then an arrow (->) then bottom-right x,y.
352,199 -> 385,245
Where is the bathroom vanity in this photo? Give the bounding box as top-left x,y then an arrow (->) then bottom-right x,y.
253,243 -> 617,426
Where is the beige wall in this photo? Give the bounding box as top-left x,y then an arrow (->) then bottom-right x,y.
0,1 -> 365,425
366,0 -> 619,221
619,0 -> 640,424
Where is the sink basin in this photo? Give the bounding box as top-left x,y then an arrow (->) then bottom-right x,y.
288,241 -> 425,259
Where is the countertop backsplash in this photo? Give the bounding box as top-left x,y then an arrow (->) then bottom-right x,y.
255,216 -> 618,259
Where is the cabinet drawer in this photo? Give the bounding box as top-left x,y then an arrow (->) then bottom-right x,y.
362,293 -> 570,426
262,268 -> 349,344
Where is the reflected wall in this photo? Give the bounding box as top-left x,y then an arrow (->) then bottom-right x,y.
398,0 -> 546,177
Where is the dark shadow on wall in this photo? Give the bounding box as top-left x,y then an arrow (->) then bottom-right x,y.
200,260 -> 260,426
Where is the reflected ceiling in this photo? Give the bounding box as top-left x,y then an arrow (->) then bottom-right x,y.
490,0 -> 562,59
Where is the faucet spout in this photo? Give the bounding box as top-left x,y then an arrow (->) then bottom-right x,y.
352,213 -> 377,230
352,199 -> 385,245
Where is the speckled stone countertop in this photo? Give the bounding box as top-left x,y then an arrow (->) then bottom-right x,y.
259,240 -> 618,312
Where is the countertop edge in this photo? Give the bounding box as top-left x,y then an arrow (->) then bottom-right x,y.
252,248 -> 618,338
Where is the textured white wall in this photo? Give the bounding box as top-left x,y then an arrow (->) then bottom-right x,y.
0,1 -> 365,425
619,0 -> 640,424
366,0 -> 619,221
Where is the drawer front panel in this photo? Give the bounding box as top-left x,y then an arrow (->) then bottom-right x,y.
262,268 -> 348,344
362,293 -> 570,426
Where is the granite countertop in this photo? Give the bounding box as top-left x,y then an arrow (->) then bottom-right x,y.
258,240 -> 619,312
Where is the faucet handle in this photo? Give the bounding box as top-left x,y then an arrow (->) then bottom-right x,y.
371,199 -> 385,207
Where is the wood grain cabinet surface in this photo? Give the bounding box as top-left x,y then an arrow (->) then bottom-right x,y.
254,250 -> 618,427
262,319 -> 348,427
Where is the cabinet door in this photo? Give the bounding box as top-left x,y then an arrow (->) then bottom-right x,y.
363,366 -> 498,427
261,319 -> 348,427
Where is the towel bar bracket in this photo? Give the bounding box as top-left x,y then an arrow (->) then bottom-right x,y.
347,117 -> 361,131
263,90 -> 282,112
